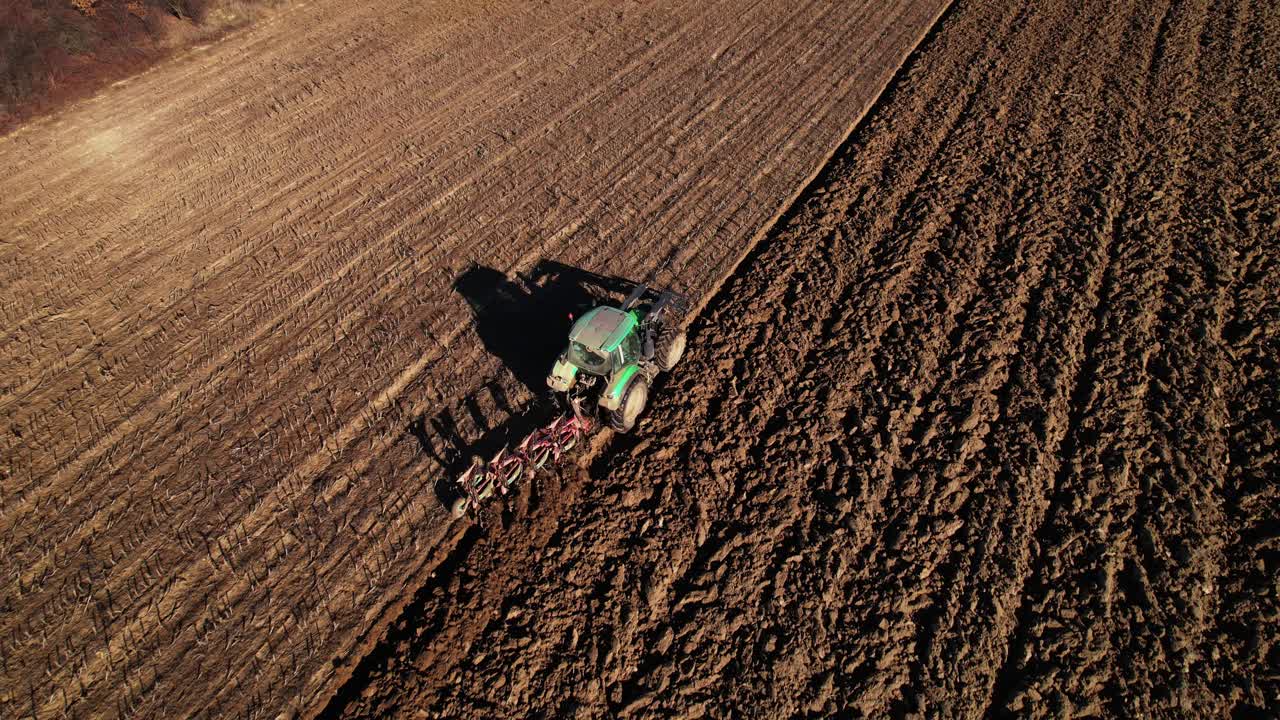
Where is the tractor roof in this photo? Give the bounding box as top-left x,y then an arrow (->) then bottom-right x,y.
569,306 -> 636,353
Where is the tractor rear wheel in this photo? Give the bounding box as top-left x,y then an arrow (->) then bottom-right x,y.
655,329 -> 686,371
609,375 -> 650,433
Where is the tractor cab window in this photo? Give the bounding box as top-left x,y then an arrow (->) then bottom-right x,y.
620,331 -> 642,364
568,341 -> 611,374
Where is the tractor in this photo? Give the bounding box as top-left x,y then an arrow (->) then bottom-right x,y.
448,275 -> 689,520
547,283 -> 689,432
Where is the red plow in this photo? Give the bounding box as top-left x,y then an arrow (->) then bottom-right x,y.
449,403 -> 597,520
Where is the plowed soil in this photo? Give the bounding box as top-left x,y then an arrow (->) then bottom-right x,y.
0,0 -> 948,717
3,0 -> 1277,717
326,0 -> 1280,717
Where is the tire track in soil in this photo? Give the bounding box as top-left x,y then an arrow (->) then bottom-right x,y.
981,0 -> 1181,709
332,0 -> 1280,717
685,0 -> 1103,708
753,0 -> 1127,712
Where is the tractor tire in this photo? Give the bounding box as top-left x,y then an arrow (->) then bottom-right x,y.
609,375 -> 650,433
655,328 -> 686,371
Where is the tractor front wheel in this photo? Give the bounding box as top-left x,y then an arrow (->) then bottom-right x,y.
610,376 -> 650,433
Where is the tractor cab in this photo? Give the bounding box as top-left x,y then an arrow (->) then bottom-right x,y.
549,306 -> 639,387
546,285 -> 689,432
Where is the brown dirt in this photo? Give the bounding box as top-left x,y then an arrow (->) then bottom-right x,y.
323,0 -> 1280,717
0,0 -> 282,136
3,0 -> 1277,716
0,0 -> 949,717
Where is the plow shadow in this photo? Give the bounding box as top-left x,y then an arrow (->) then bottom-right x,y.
413,260 -> 641,509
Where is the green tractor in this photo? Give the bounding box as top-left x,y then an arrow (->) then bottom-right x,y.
547,283 -> 689,432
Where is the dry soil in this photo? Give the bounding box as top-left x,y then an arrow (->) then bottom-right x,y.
326,0 -> 1280,717
0,0 -> 949,717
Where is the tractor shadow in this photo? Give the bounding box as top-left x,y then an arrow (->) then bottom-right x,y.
452,259 -> 635,395
412,260 -> 637,509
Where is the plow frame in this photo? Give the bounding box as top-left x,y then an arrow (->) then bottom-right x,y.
450,409 -> 598,520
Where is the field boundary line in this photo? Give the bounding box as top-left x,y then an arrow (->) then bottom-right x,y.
674,0 -> 956,325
